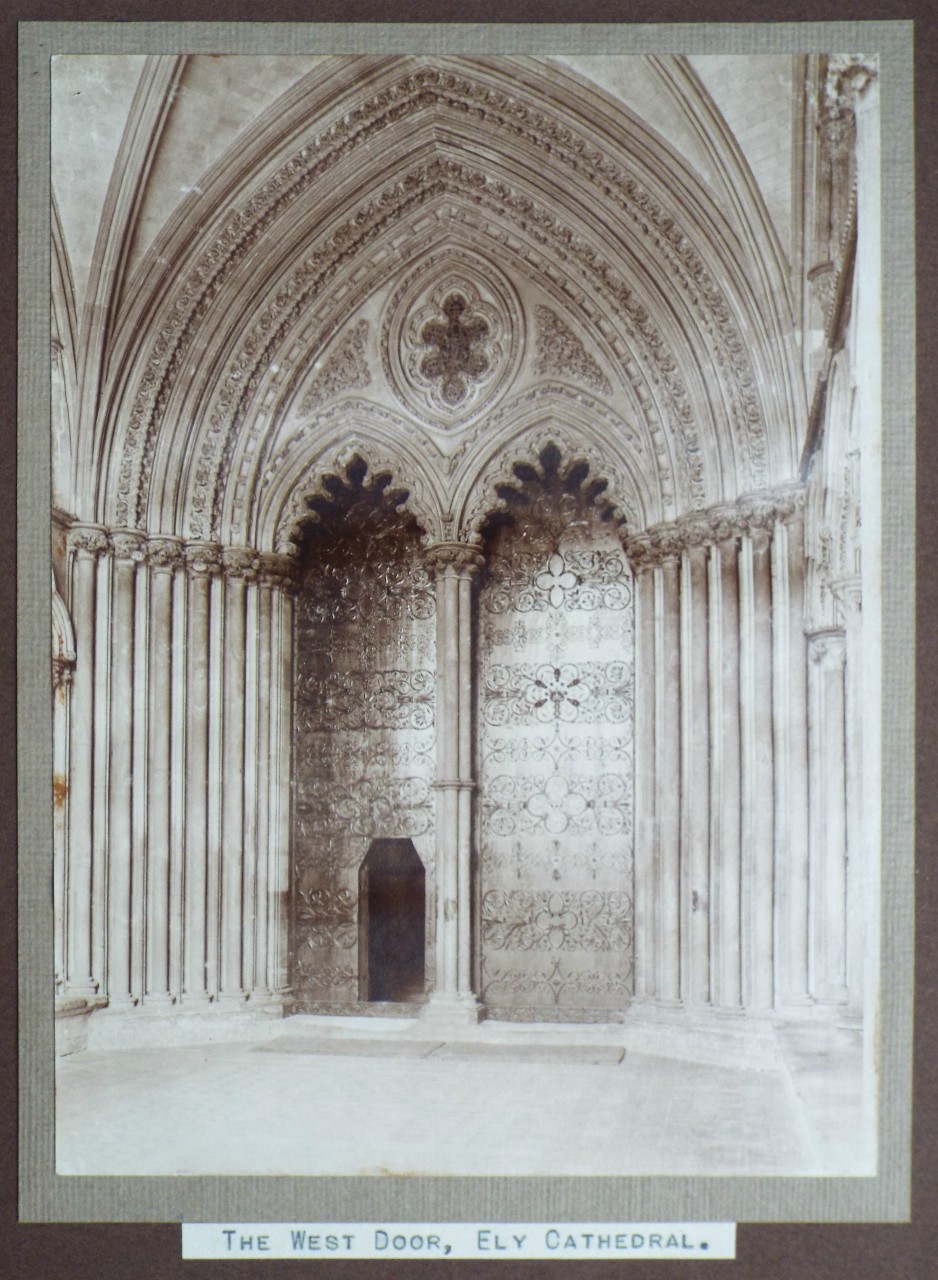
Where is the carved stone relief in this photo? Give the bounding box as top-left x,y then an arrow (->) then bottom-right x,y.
298,319 -> 371,415
533,306 -> 612,395
476,449 -> 635,1018
382,254 -> 522,429
291,465 -> 436,1008
114,63 -> 783,535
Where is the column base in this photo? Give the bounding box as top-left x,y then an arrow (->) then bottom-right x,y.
214,992 -> 249,1011
177,991 -> 214,1009
61,981 -> 99,1001
140,992 -> 177,1009
421,993 -> 485,1029
54,998 -> 96,1057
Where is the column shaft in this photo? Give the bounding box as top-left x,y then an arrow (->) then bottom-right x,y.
107,541 -> 142,1004
740,531 -> 775,1008
633,566 -> 657,999
168,566 -> 187,1001
773,517 -> 811,1005
681,545 -> 710,1005
130,554 -> 149,1004
456,571 -> 474,997
205,571 -> 225,999
64,531 -> 105,997
91,553 -> 112,993
145,553 -> 174,1001
219,563 -> 248,1000
435,568 -> 459,997
183,549 -> 215,1002
241,580 -> 260,998
426,543 -> 482,1022
252,577 -> 273,999
655,558 -> 681,1003
269,579 -> 295,998
53,659 -> 71,994
710,540 -> 742,1009
841,587 -> 864,1011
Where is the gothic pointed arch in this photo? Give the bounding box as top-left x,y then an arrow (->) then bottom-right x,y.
265,414 -> 447,555
456,410 -> 647,542
88,55 -> 804,549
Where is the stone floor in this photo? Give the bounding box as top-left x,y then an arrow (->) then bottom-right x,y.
55,1010 -> 873,1178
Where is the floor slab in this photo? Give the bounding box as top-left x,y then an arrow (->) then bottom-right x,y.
55,1012 -> 872,1178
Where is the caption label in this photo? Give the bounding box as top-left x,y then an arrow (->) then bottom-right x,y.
182,1222 -> 736,1260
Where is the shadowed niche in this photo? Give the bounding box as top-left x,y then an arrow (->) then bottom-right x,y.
480,442 -> 620,545
359,838 -> 426,1003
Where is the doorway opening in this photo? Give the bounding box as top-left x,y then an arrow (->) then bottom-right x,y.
359,838 -> 426,1003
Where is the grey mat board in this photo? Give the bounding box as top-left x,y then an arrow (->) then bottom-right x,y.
18,19 -> 914,1224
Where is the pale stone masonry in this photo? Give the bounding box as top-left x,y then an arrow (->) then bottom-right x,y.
50,53 -> 880,1152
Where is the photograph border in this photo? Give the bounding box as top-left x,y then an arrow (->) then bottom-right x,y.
17,16 -> 915,1229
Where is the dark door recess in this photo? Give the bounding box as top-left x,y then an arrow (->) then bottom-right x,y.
359,839 -> 426,1003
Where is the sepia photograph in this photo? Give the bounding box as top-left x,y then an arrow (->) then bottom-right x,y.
39,34 -> 907,1199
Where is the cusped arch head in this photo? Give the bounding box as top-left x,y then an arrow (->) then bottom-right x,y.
455,420 -> 645,546
270,434 -> 445,557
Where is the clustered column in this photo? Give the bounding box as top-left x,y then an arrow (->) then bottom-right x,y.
629,489 -> 817,1013
58,524 -> 297,1014
424,541 -> 484,1024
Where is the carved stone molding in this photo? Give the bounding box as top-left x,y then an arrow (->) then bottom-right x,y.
381,251 -> 521,430
221,546 -> 261,580
256,551 -> 302,591
461,427 -> 637,543
183,541 -> 224,577
275,437 -> 441,554
533,306 -> 612,395
66,527 -> 298,590
146,536 -> 186,570
425,541 -> 486,579
298,319 -> 371,416
115,64 -> 777,536
199,157 -> 709,535
626,484 -> 806,570
67,524 -> 110,557
807,627 -> 847,667
828,574 -> 862,616
821,56 -> 878,155
109,529 -> 149,563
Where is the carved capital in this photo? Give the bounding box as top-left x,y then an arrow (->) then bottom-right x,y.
425,541 -> 486,579
625,485 -> 806,568
67,524 -> 109,558
146,536 -> 185,571
221,546 -> 261,580
807,627 -> 847,667
109,529 -> 148,562
829,574 -> 862,615
256,551 -> 301,591
184,541 -> 223,577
